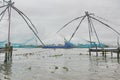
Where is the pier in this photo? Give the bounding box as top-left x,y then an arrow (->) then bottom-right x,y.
89,48 -> 120,60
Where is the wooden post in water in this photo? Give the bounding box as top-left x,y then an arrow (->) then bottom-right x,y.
111,51 -> 113,58
104,51 -> 106,58
117,52 -> 119,63
95,44 -> 98,56
89,48 -> 91,56
4,42 -> 13,63
9,44 -> 13,61
102,50 -> 105,57
4,44 -> 8,63
117,48 -> 120,60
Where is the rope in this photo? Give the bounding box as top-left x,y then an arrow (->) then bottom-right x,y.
90,16 -> 120,36
0,4 -> 8,8
0,6 -> 8,21
11,6 -> 45,46
93,15 -> 120,27
69,16 -> 86,41
56,16 -> 84,33
89,16 -> 103,48
0,6 -> 8,22
12,6 -> 38,33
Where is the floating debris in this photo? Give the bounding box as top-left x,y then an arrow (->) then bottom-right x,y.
106,66 -> 109,68
69,57 -> 71,59
96,58 -> 100,60
42,56 -> 45,58
28,67 -> 32,70
4,75 -> 9,79
55,66 -> 58,70
63,66 -> 69,71
51,71 -> 54,73
79,53 -> 83,55
50,65 -> 59,73
49,54 -> 63,57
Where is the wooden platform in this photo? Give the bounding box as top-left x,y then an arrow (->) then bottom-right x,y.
89,48 -> 120,59
89,48 -> 120,53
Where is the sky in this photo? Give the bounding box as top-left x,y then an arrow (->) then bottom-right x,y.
0,0 -> 120,45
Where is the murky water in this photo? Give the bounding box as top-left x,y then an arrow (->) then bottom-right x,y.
0,48 -> 120,80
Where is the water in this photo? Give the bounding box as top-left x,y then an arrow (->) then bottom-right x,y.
0,48 -> 120,80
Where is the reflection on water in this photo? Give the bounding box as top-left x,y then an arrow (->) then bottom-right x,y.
0,62 -> 12,80
0,48 -> 120,80
88,56 -> 120,80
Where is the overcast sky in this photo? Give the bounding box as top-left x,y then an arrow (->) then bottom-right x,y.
0,0 -> 120,45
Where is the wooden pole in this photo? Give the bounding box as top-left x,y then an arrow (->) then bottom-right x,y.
111,51 -> 113,58
8,3 -> 11,47
4,44 -> 8,63
117,49 -> 119,60
104,51 -> 106,58
10,46 -> 13,61
89,48 -> 91,56
4,1 -> 13,63
102,50 -> 105,57
86,12 -> 92,56
4,43 -> 13,63
95,43 -> 98,56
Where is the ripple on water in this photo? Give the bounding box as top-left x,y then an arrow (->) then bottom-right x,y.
0,48 -> 120,80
